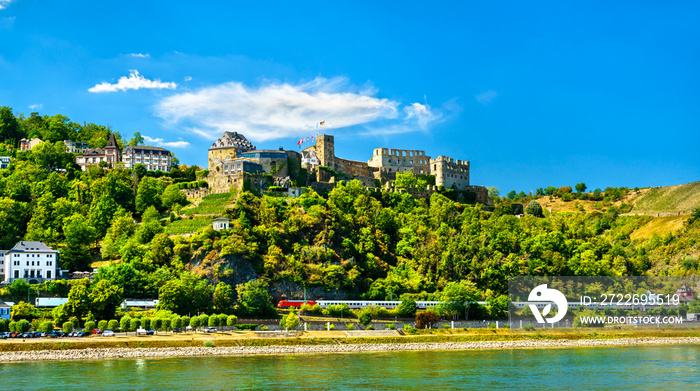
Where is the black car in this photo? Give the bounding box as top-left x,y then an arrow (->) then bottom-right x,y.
79,332 -> 92,337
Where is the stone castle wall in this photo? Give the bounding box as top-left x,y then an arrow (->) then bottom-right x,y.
368,148 -> 431,176
431,155 -> 470,190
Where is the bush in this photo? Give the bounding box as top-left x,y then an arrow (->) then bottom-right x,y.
152,318 -> 162,331
108,319 -> 119,331
180,317 -> 190,328
366,325 -> 374,330
141,318 -> 151,330
203,340 -> 215,348
120,316 -> 132,332
442,323 -> 451,329
85,321 -> 96,332
523,324 -> 535,331
130,318 -> 141,331
17,319 -> 30,332
260,326 -> 269,331
386,323 -> 395,330
235,324 -> 260,331
358,309 -> 373,327
488,323 -> 497,329
8,321 -> 16,333
346,323 -> 355,330
329,324 -> 336,330
227,315 -> 238,326
41,321 -> 55,333
63,321 -> 73,333
98,320 -> 108,331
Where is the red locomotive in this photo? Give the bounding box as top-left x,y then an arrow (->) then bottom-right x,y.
277,300 -> 316,309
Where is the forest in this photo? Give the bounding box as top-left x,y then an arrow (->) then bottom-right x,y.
1,106 -> 699,328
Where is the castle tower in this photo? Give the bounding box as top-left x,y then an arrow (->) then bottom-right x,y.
104,133 -> 120,168
316,135 -> 335,169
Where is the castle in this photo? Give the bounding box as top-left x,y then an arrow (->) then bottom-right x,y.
205,131 -> 489,203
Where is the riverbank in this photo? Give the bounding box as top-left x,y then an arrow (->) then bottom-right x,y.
2,336 -> 700,362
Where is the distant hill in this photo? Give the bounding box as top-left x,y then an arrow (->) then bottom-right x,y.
631,181 -> 700,215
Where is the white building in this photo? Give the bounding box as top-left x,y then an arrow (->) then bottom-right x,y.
75,134 -> 120,171
3,241 -> 60,284
122,146 -> 172,172
212,217 -> 230,231
0,156 -> 10,170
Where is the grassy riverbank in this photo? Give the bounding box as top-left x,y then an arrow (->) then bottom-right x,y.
3,328 -> 700,353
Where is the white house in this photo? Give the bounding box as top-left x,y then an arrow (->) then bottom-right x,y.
0,300 -> 10,320
212,217 -> 230,231
3,241 -> 61,284
0,156 -> 10,170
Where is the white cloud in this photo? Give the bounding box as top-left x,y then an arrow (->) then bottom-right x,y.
404,102 -> 440,128
156,77 -> 400,141
28,103 -> 43,110
0,1 -> 14,10
88,70 -> 177,93
475,90 -> 498,105
130,53 -> 150,58
184,76 -> 192,81
143,135 -> 190,148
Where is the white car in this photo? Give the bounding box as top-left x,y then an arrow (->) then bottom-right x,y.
102,330 -> 116,337
202,327 -> 217,333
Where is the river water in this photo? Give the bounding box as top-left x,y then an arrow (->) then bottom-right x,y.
1,345 -> 698,390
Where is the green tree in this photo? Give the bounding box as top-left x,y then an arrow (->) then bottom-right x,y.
17,319 -> 30,332
98,320 -> 108,331
0,106 -> 23,145
129,131 -> 145,146
120,315 -> 132,332
162,184 -> 186,209
235,279 -> 276,317
395,295 -> 417,318
62,321 -> 73,333
88,280 -> 124,321
108,319 -> 119,331
11,301 -> 39,321
63,282 -> 90,319
62,214 -> 96,271
525,200 -> 544,217
41,321 -> 55,333
136,177 -> 164,213
226,315 -> 238,327
84,321 -> 96,332
439,280 -> 479,320
487,187 -> 500,200
575,182 -> 587,193
358,309 -> 373,327
213,282 -> 234,313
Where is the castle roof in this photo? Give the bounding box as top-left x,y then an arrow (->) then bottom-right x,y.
209,131 -> 256,151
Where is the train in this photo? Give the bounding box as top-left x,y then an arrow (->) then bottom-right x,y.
278,299 -> 681,311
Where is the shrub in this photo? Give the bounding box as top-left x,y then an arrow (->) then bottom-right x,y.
329,324 -> 336,330
523,324 -> 535,331
120,316 -> 132,332
8,321 -> 16,333
63,321 -> 73,333
560,193 -> 573,202
85,321 -> 96,332
180,317 -> 190,328
442,323 -> 451,329
41,321 -> 55,333
152,318 -> 162,331
227,315 -> 238,326
366,325 -> 374,330
17,319 -> 30,332
172,317 -> 182,329
190,316 -> 200,329
161,318 -> 171,331
260,326 -> 269,331
108,319 -> 119,331
130,318 -> 141,332
488,323 -> 497,329
557,186 -> 573,195
141,318 -> 151,330
358,309 -> 373,327
346,323 -> 355,330
199,314 -> 209,327
386,323 -> 395,330
203,340 -> 215,348
98,320 -> 108,331
235,324 -> 260,331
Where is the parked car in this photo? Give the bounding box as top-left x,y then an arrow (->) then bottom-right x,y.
92,329 -> 101,334
202,327 -> 217,333
78,332 -> 92,337
102,330 -> 115,337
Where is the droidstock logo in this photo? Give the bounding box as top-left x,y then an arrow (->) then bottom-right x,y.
528,284 -> 568,324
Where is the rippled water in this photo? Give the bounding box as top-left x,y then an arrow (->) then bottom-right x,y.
1,345 -> 699,390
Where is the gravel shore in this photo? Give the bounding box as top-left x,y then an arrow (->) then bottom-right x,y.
2,337 -> 700,362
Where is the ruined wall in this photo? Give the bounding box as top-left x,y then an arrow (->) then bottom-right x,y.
208,148 -> 239,172
367,148 -> 431,176
334,157 -> 370,177
431,156 -> 470,190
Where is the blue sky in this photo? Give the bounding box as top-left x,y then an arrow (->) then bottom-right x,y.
1,1 -> 698,193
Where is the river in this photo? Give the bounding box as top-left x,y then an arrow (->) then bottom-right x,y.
1,345 -> 698,390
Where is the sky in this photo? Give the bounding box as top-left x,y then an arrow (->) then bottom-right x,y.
1,1 -> 699,193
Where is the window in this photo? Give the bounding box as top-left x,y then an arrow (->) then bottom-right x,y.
47,271 -> 51,279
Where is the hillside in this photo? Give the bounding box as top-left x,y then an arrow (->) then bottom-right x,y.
631,181 -> 700,215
